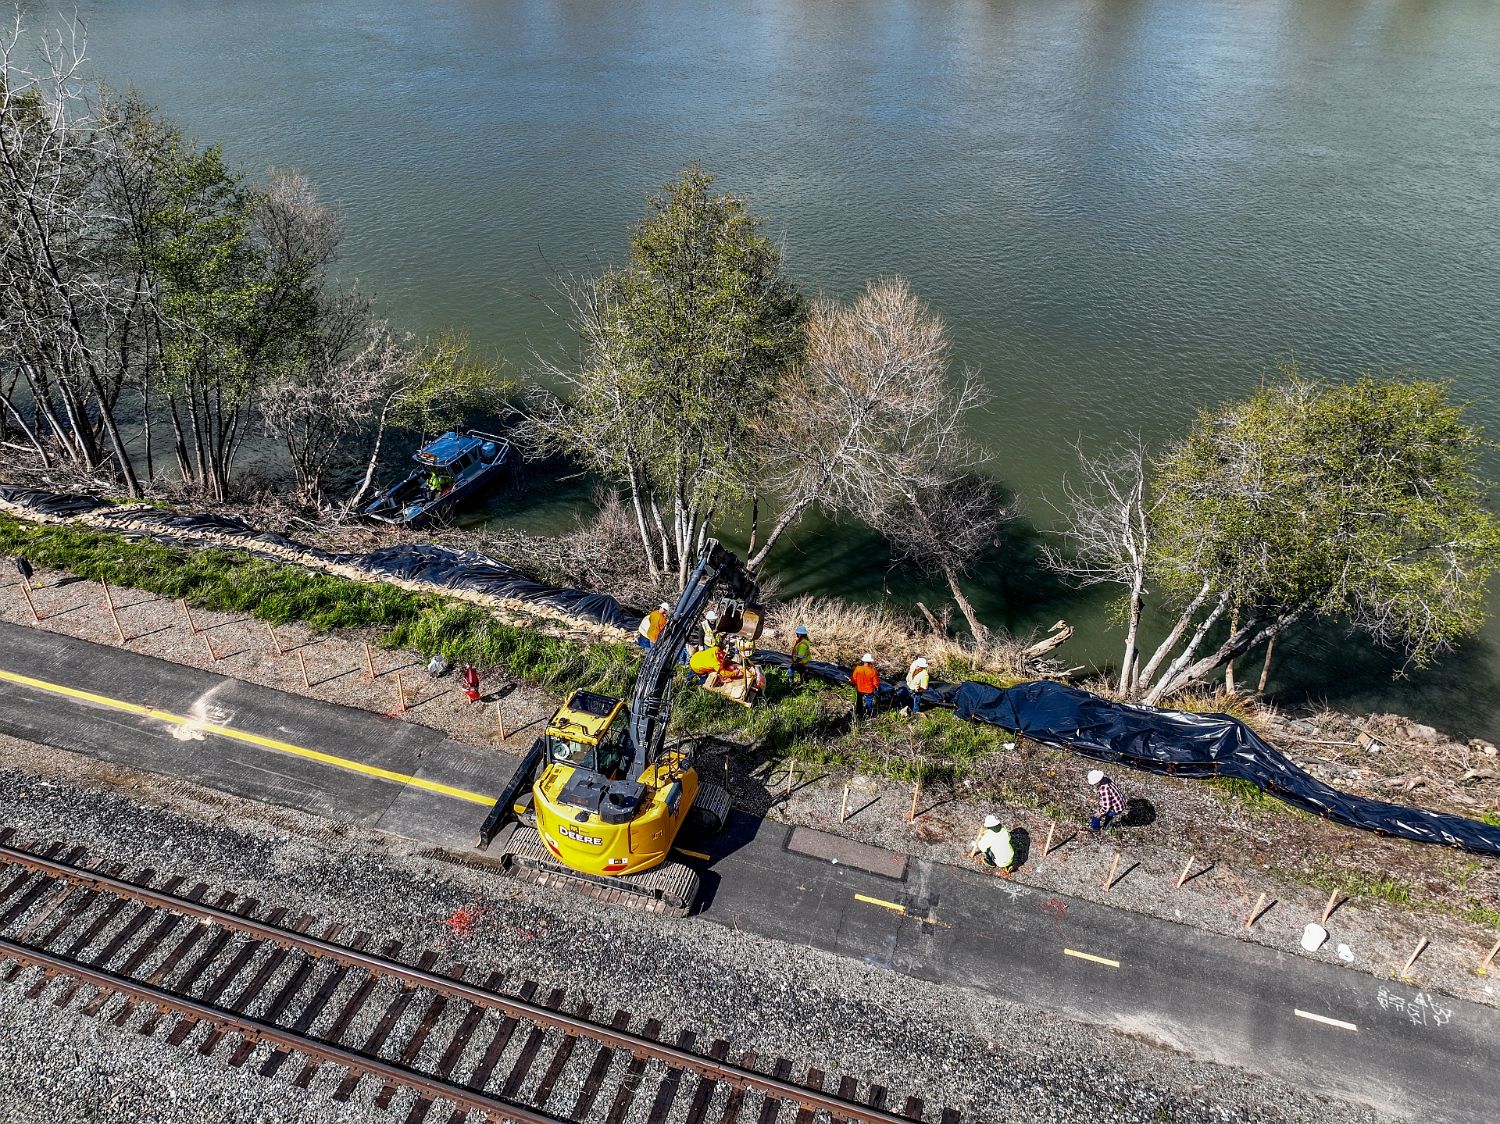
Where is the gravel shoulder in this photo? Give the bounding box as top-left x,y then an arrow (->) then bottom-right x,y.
0,731 -> 1384,1124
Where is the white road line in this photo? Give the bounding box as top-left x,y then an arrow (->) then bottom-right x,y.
1294,1008 -> 1358,1032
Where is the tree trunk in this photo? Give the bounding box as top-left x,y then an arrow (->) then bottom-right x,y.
1137,579 -> 1213,688
623,462 -> 662,577
350,401 -> 393,506
1118,578 -> 1145,697
746,498 -> 810,573
945,566 -> 989,644
1224,608 -> 1240,694
1147,607 -> 1306,706
1141,590 -> 1231,706
1256,632 -> 1276,696
141,386 -> 155,485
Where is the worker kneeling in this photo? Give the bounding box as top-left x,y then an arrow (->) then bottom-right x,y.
969,813 -> 1016,878
689,644 -> 762,707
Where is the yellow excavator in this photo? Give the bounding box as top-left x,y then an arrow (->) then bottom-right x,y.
476,540 -> 761,914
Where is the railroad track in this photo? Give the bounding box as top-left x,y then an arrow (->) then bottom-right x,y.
0,830 -> 967,1124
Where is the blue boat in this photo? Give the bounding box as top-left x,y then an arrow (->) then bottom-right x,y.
362,429 -> 512,527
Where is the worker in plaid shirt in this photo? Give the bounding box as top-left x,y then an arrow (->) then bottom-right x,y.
1087,769 -> 1125,832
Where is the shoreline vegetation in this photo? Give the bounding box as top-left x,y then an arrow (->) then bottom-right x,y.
3,16 -> 1499,740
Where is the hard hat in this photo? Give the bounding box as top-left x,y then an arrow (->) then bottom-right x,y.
983,813 -> 1002,829
1087,769 -> 1104,786
659,601 -> 671,611
914,657 -> 928,668
795,625 -> 808,635
861,652 -> 874,664
707,610 -> 719,621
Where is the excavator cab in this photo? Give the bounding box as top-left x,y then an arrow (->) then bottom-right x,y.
543,691 -> 630,778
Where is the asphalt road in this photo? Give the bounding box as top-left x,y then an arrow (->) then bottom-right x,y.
0,621 -> 1492,1121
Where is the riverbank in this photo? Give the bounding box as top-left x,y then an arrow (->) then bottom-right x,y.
1,535 -> 1495,1016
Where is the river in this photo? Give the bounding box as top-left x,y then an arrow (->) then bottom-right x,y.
44,0 -> 1500,736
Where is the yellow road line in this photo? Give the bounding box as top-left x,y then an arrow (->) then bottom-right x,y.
0,667 -> 497,807
1294,1008 -> 1358,1032
674,847 -> 712,861
853,892 -> 946,927
1064,948 -> 1121,968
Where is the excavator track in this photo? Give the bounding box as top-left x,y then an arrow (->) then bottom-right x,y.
688,781 -> 733,834
499,826 -> 701,917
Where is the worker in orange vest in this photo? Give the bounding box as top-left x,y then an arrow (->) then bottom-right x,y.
851,653 -> 880,722
637,600 -> 670,649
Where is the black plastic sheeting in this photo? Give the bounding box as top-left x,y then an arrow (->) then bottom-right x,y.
0,486 -> 637,630
350,545 -> 636,629
0,486 -> 113,518
759,652 -> 1500,858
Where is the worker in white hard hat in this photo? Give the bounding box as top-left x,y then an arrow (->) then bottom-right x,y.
969,813 -> 1015,877
1087,769 -> 1126,832
789,625 -> 812,686
701,609 -> 722,650
904,655 -> 930,716
637,600 -> 671,650
850,652 -> 880,721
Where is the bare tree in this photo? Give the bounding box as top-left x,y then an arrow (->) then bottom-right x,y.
347,331 -> 511,507
754,277 -> 1001,637
1044,439 -> 1153,695
0,15 -> 140,492
261,304 -> 410,503
878,473 -> 1011,642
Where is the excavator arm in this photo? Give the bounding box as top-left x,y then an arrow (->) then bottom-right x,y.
476,539 -> 759,850
627,539 -> 760,774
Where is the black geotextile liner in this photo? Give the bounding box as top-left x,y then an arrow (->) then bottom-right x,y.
350,545 -> 636,630
761,652 -> 1500,857
0,485 -> 113,518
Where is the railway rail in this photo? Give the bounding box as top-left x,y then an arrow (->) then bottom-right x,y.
0,830 -> 969,1124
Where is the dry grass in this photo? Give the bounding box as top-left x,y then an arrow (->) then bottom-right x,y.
764,594 -> 1034,681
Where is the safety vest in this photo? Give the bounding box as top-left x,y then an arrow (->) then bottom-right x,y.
638,609 -> 665,642
689,646 -> 722,676
976,827 -> 1014,869
905,666 -> 929,693
792,638 -> 811,665
701,619 -> 719,648
851,663 -> 879,694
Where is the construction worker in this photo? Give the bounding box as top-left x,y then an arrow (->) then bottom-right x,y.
689,644 -> 729,684
426,469 -> 443,498
637,600 -> 670,649
851,653 -> 880,721
701,610 -> 722,650
969,813 -> 1016,877
1087,769 -> 1126,832
460,663 -> 481,702
790,625 -> 812,686
905,656 -> 930,716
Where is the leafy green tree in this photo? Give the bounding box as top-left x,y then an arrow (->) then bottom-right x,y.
531,167 -> 805,585
1056,372 -> 1500,704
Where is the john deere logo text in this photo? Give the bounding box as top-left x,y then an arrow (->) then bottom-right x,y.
558,825 -> 602,846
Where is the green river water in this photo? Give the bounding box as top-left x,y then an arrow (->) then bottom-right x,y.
43,0 -> 1500,736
